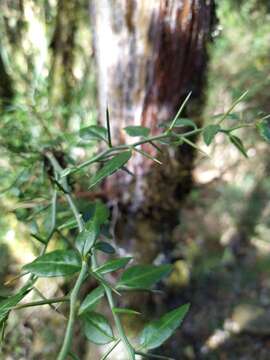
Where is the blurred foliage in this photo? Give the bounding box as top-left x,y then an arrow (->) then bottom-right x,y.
0,0 -> 270,359
0,0 -> 99,264
206,0 -> 270,115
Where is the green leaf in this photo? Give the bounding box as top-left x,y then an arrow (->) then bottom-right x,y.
79,125 -> 107,142
96,257 -> 132,275
82,311 -> 114,344
76,221 -> 99,256
58,218 -> 78,231
172,118 -> 197,129
139,303 -> 190,350
124,126 -> 150,137
95,242 -> 115,254
229,134 -> 248,158
211,112 -> 241,121
257,119 -> 270,143
89,151 -> 132,189
79,286 -> 105,315
23,250 -> 81,277
159,118 -> 197,129
117,264 -> 172,290
92,201 -> 110,226
203,124 -> 221,146
0,285 -> 31,324
112,307 -> 141,316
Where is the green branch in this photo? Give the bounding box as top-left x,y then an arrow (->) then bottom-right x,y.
13,297 -> 69,310
104,286 -> 135,360
57,260 -> 88,360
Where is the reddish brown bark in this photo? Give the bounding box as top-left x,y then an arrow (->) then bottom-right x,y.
91,0 -> 215,259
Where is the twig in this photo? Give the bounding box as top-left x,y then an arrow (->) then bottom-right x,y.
13,297 -> 69,310
100,339 -> 121,360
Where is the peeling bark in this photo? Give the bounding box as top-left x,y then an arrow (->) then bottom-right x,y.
91,0 -> 215,260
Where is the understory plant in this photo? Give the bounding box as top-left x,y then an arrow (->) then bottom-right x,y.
0,92 -> 269,360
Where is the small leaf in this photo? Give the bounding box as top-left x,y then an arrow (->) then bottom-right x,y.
0,285 -> 31,324
96,257 -> 132,275
139,303 -> 190,350
58,218 -> 78,231
124,126 -> 150,137
82,311 -> 114,344
203,124 -> 221,146
95,242 -> 115,254
23,250 -> 81,277
92,201 -> 110,226
229,134 -> 248,158
112,307 -> 140,316
117,264 -> 172,290
79,125 -> 107,142
79,286 -> 105,315
76,221 -> 99,255
159,118 -> 197,129
172,118 -> 197,129
257,119 -> 270,143
211,112 -> 241,121
89,151 -> 132,189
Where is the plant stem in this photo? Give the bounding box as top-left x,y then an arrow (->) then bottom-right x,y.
62,127 -> 205,178
168,91 -> 192,131
46,152 -> 88,360
65,192 -> 84,232
57,260 -> 88,360
106,106 -> 113,147
104,286 -> 135,360
100,338 -> 121,360
13,297 -> 69,310
218,90 -> 248,125
45,151 -> 84,233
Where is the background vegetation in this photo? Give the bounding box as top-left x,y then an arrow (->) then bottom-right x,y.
1,0 -> 270,359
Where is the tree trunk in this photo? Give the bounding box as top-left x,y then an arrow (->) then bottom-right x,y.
91,0 -> 215,262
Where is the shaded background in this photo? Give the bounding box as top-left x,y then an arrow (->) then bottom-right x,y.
1,0 -> 270,359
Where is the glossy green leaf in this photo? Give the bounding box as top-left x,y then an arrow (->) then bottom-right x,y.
257,119 -> 270,143
76,221 -> 99,255
82,311 -> 114,344
139,303 -> 190,350
79,286 -> 105,315
203,124 -> 221,146
112,307 -> 140,316
79,125 -> 107,142
117,264 -> 172,290
23,250 -> 81,277
89,151 -> 132,189
124,126 -> 150,137
95,242 -> 115,254
229,134 -> 248,158
96,257 -> 132,275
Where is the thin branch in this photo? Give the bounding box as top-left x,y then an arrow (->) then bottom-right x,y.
100,339 -> 121,360
13,297 -> 69,310
218,91 -> 248,125
106,106 -> 113,147
104,286 -> 135,360
168,92 -> 192,131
